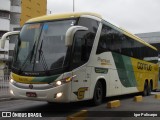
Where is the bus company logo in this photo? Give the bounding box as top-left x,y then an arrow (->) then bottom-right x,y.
73,87 -> 88,100
29,84 -> 33,89
137,62 -> 152,71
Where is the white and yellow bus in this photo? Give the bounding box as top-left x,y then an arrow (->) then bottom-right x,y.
1,12 -> 159,105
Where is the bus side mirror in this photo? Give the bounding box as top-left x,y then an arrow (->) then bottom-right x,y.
0,31 -> 20,49
65,26 -> 88,46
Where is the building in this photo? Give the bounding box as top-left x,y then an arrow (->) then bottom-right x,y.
20,0 -> 47,26
0,0 -> 10,37
10,0 -> 21,31
136,32 -> 160,52
0,0 -> 47,37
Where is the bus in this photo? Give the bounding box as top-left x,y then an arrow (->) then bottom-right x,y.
1,12 -> 159,105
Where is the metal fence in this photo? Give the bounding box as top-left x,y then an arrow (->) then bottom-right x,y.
0,75 -> 10,97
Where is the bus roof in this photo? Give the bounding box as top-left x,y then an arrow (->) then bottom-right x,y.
26,12 -> 102,23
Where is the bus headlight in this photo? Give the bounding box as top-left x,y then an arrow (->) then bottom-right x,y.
56,81 -> 62,86
51,75 -> 76,87
10,79 -> 15,84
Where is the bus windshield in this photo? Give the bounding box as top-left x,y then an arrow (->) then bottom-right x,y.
12,19 -> 76,74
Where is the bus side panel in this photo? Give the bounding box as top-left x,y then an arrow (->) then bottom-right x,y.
89,52 -> 123,98
111,52 -> 139,95
70,64 -> 92,102
131,58 -> 159,91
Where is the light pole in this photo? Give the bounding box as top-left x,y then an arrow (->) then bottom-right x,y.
73,0 -> 75,12
47,9 -> 52,14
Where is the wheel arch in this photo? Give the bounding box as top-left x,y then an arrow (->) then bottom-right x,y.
91,77 -> 107,99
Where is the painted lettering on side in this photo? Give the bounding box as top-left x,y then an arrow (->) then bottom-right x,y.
97,57 -> 111,65
137,62 -> 152,71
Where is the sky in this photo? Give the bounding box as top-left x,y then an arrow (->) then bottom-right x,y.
47,0 -> 160,34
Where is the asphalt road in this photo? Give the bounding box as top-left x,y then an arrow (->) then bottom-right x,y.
0,92 -> 160,120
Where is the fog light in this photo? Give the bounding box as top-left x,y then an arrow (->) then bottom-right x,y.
10,90 -> 14,95
54,92 -> 63,99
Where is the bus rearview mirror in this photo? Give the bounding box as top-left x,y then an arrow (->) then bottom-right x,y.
65,26 -> 88,46
0,31 -> 20,49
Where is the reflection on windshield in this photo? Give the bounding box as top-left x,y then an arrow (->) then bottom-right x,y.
12,19 -> 76,73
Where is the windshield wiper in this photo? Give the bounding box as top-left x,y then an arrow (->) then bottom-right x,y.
18,41 -> 37,73
38,39 -> 49,75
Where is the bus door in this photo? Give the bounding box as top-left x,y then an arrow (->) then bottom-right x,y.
71,66 -> 91,101
70,31 -> 91,101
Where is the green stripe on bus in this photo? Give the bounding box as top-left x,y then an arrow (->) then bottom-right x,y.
112,52 -> 137,87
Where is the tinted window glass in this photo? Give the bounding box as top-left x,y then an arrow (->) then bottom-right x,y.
78,17 -> 99,56
96,22 -> 158,63
70,17 -> 99,69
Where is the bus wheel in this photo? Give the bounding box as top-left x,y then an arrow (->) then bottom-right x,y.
92,81 -> 103,106
143,82 -> 148,96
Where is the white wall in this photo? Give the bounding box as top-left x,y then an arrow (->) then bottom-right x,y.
0,19 -> 10,31
0,0 -> 10,12
0,0 -> 10,32
10,6 -> 21,13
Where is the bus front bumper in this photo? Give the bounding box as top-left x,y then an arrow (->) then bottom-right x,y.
9,82 -> 71,103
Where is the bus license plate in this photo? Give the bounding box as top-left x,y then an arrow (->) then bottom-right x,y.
26,92 -> 37,97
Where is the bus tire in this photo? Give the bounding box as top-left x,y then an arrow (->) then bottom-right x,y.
92,81 -> 103,106
143,82 -> 148,96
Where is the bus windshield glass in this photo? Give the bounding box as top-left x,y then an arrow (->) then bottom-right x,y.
12,19 -> 76,73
